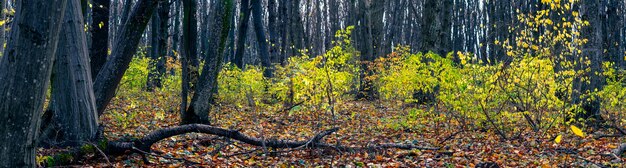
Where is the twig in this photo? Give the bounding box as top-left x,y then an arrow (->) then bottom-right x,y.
208,138 -> 234,156
84,141 -> 112,167
224,148 -> 262,158
131,147 -> 200,165
438,129 -> 463,145
555,148 -> 608,168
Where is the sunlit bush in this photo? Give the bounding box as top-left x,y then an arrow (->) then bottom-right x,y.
218,63 -> 268,107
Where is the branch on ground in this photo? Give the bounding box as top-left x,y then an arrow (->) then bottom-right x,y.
44,124 -> 439,166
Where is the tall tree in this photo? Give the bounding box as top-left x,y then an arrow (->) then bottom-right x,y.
356,0 -> 385,99
170,0 -> 181,59
180,0 -> 200,123
267,0 -> 280,63
233,0 -> 251,69
147,1 -> 169,91
571,0 -> 604,121
251,0 -> 271,77
182,0 -> 233,124
93,0 -> 163,115
40,0 -> 99,147
90,0 -> 110,77
0,0 -> 67,166
420,0 -> 452,56
0,0 -> 6,56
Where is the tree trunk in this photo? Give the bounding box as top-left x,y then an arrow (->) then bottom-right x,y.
90,0 -> 110,77
0,0 -> 6,56
182,0 -> 233,124
93,0 -> 162,115
0,0 -> 67,166
171,0 -> 181,58
289,0 -> 306,55
572,0 -> 604,122
40,0 -> 99,147
233,0 -> 251,69
267,0 -> 279,64
147,1 -> 169,91
356,0 -> 385,100
180,0 -> 200,123
251,0 -> 272,77
420,0 -> 452,56
116,0 -> 134,44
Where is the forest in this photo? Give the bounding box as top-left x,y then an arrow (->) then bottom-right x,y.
0,0 -> 625,167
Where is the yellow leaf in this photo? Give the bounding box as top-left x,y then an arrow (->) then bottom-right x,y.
570,125 -> 585,137
98,21 -> 104,29
555,134 -> 562,143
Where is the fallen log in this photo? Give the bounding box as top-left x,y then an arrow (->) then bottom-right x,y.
42,124 -> 439,166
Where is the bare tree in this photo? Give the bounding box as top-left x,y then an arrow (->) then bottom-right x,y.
0,0 -> 67,166
39,0 -> 99,148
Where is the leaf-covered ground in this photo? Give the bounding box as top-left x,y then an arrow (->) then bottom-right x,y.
37,94 -> 625,167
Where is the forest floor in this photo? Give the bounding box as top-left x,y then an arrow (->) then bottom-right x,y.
38,98 -> 625,167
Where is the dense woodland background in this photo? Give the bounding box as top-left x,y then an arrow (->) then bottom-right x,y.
0,0 -> 625,167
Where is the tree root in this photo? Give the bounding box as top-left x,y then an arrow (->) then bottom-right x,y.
43,124 -> 439,166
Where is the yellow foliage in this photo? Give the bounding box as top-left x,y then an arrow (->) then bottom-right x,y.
570,125 -> 585,137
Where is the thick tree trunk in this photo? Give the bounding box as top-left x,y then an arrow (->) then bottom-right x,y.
233,0 -> 251,69
40,0 -> 99,148
182,0 -> 233,124
420,0 -> 452,56
90,0 -> 110,77
356,0 -> 385,100
0,0 -> 67,166
93,0 -> 162,115
251,0 -> 272,77
571,0 -> 604,122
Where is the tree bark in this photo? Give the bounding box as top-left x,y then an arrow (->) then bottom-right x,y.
572,0 -> 604,122
251,0 -> 272,77
356,0 -> 385,100
147,1 -> 169,91
420,0 -> 452,56
39,0 -> 99,148
93,0 -> 163,115
0,0 -> 67,166
233,0 -> 251,69
267,0 -> 279,64
0,0 -> 6,56
180,0 -> 200,123
90,0 -> 110,77
182,0 -> 233,124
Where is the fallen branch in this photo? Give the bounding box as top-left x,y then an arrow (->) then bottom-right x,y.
131,147 -> 200,165
555,148 -> 608,168
120,124 -> 340,152
46,124 -> 439,166
613,143 -> 626,158
314,143 -> 441,153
